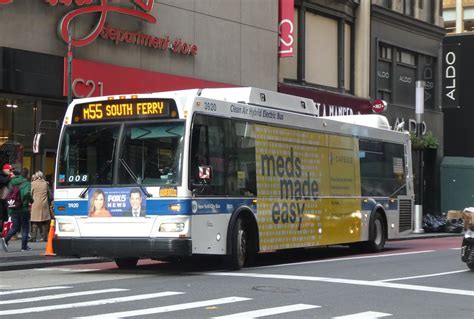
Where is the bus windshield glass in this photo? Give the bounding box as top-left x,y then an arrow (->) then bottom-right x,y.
117,122 -> 184,186
57,121 -> 185,187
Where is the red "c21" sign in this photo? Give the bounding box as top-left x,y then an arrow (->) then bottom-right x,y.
0,0 -> 156,47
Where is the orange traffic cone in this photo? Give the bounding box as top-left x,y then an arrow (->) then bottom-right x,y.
43,219 -> 56,256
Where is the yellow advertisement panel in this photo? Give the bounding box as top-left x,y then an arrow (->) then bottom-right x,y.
255,125 -> 361,250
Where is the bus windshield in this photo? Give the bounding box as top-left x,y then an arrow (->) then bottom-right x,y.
57,121 -> 185,187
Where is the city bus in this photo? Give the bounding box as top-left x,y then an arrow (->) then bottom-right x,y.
53,87 -> 414,270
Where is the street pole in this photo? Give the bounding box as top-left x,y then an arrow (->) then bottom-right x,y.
413,80 -> 425,233
67,26 -> 73,106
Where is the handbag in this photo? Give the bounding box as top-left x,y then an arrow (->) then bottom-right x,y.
2,217 -> 12,238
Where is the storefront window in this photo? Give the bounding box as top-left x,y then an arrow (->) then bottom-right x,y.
0,97 -> 36,171
376,43 -> 436,110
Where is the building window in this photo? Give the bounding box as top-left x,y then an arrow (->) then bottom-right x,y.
397,50 -> 415,65
377,44 -> 393,103
403,0 -> 414,16
376,43 -> 436,109
344,23 -> 352,91
381,0 -> 392,9
278,2 -> 354,93
305,12 -> 338,88
380,45 -> 392,60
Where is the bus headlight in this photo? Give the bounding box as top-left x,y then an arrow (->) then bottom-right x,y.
58,222 -> 75,232
159,222 -> 185,232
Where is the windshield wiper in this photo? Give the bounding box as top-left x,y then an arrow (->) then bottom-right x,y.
79,137 -> 117,199
78,159 -> 114,198
119,158 -> 152,198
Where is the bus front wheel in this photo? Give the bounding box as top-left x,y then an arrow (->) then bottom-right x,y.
115,257 -> 139,269
228,218 -> 247,270
363,211 -> 386,253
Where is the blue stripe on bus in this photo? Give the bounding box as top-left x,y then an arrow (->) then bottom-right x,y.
54,198 -> 397,216
53,198 -> 256,216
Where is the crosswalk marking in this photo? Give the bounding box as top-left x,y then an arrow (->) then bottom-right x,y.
0,291 -> 184,316
211,303 -> 320,318
0,288 -> 127,305
0,286 -> 72,296
378,269 -> 469,282
205,272 -> 474,297
333,311 -> 392,318
74,297 -> 252,319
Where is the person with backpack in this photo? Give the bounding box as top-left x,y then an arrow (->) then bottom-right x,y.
1,168 -> 32,252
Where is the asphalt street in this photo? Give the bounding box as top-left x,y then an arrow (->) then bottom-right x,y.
0,236 -> 472,318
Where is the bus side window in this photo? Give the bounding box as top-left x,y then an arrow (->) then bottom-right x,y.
191,124 -> 208,183
229,121 -> 257,197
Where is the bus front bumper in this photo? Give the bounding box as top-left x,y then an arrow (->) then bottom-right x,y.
53,237 -> 192,259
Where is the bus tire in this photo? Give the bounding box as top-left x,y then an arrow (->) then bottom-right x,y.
115,257 -> 139,269
362,211 -> 386,253
467,248 -> 474,270
227,218 -> 248,270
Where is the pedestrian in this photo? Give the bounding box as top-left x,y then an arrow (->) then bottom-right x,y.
0,163 -> 14,229
1,168 -> 33,252
30,171 -> 51,242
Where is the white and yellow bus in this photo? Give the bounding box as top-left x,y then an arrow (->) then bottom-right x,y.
53,87 -> 414,269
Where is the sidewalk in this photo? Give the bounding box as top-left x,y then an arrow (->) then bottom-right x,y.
0,232 -> 464,272
0,237 -> 105,271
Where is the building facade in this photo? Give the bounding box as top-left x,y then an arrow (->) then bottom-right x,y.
1,0 -> 446,213
443,0 -> 474,33
0,0 -> 279,180
278,0 -> 445,213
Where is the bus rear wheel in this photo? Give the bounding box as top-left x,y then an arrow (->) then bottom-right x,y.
228,218 -> 248,270
115,257 -> 139,269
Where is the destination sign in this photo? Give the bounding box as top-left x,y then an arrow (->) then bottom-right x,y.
72,98 -> 177,123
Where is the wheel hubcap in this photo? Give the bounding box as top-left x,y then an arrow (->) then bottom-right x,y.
374,219 -> 382,245
238,229 -> 246,264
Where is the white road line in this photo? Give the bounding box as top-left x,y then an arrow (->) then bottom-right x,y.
35,267 -> 99,272
0,288 -> 127,305
211,303 -> 320,318
450,248 -> 461,250
0,286 -> 71,296
253,250 -> 436,269
378,269 -> 469,282
205,272 -> 474,297
333,311 -> 392,318
0,291 -> 183,316
74,296 -> 251,319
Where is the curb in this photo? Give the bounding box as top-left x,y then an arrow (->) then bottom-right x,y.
388,232 -> 464,241
0,257 -> 110,272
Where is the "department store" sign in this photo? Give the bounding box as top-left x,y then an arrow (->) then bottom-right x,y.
0,0 -> 198,56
